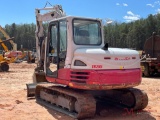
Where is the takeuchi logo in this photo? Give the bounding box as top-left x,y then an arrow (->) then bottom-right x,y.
115,57 -> 130,60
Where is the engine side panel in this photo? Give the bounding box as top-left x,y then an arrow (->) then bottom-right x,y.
46,68 -> 141,90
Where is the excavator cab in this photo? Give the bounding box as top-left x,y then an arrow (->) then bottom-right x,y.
44,17 -> 102,80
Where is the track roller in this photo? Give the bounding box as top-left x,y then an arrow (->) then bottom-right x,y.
35,84 -> 96,119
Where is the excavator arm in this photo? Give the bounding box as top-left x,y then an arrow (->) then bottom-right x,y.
0,37 -> 14,52
0,39 -> 9,52
0,26 -> 10,39
0,25 -> 17,51
0,37 -> 15,51
27,4 -> 66,97
35,5 -> 65,70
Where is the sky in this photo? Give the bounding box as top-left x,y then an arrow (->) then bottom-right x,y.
1,0 -> 160,27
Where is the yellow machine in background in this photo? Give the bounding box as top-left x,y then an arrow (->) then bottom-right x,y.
0,26 -> 20,71
0,38 -> 17,71
27,49 -> 36,63
0,25 -> 27,61
0,25 -> 17,51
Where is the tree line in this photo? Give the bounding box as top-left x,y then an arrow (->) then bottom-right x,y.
0,23 -> 36,50
0,13 -> 160,51
104,13 -> 160,50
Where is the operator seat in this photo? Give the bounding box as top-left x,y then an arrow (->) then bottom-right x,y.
77,30 -> 90,44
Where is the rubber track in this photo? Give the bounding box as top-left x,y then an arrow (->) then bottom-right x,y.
103,88 -> 148,110
35,83 -> 96,119
129,88 -> 148,110
96,88 -> 148,110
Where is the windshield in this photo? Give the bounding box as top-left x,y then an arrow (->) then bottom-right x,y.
73,19 -> 102,45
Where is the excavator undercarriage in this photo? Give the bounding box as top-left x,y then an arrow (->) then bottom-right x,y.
33,83 -> 148,119
35,83 -> 96,119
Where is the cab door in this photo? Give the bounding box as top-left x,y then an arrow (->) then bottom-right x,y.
46,20 -> 67,78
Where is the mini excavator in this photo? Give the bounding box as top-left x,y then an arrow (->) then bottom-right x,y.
26,4 -> 148,119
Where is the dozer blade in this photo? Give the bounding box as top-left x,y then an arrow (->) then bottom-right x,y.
26,71 -> 47,98
26,83 -> 37,98
26,82 -> 53,98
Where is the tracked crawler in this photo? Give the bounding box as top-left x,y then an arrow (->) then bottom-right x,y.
34,83 -> 148,119
35,84 -> 96,119
26,4 -> 148,119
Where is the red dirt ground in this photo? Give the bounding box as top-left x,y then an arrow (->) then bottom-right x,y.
0,62 -> 160,120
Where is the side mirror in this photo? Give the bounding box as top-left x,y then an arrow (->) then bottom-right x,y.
102,43 -> 108,50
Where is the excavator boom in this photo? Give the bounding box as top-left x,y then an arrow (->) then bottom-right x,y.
0,39 -> 9,52
35,5 -> 65,70
0,25 -> 17,51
